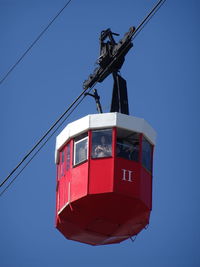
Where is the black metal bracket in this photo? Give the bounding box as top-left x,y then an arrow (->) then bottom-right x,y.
83,26 -> 135,90
110,72 -> 129,115
83,27 -> 135,115
85,89 -> 103,114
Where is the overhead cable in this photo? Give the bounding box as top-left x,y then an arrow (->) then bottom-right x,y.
133,0 -> 166,40
0,86 -> 90,192
0,0 -> 166,196
0,92 -> 88,197
0,0 -> 73,86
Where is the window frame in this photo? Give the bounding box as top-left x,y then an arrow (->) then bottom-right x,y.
91,128 -> 113,159
73,135 -> 88,166
58,148 -> 65,179
116,129 -> 140,162
66,142 -> 71,171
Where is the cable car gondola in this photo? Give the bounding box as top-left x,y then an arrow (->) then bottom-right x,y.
55,26 -> 156,245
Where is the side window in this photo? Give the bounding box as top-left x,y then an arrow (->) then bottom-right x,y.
66,143 -> 70,171
59,149 -> 65,178
142,136 -> 153,172
74,133 -> 88,165
116,129 -> 139,161
92,129 -> 112,158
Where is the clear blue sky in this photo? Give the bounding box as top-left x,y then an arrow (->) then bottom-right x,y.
1,0 -> 199,266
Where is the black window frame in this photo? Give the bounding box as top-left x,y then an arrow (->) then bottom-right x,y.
142,136 -> 153,172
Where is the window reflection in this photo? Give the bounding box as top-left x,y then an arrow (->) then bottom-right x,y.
74,134 -> 88,165
92,129 -> 112,158
66,143 -> 70,171
116,129 -> 139,162
142,136 -> 152,172
59,149 -> 65,178
61,150 -> 65,176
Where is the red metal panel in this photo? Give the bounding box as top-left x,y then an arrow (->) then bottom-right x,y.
57,149 -> 67,212
114,158 -> 140,199
55,125 -> 155,246
55,165 -> 59,216
56,143 -> 72,214
57,177 -> 66,212
140,167 -> 152,209
89,158 -> 114,194
57,176 -> 71,213
56,192 -> 150,245
70,162 -> 89,202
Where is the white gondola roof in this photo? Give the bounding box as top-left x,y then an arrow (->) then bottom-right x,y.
55,112 -> 156,163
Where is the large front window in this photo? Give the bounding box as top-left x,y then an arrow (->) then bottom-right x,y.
116,129 -> 139,162
74,133 -> 88,165
92,129 -> 112,158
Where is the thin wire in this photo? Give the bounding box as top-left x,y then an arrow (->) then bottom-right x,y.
0,87 -> 89,189
0,0 -> 166,195
0,0 -> 73,86
0,55 -> 105,191
0,92 -> 88,197
132,0 -> 166,40
83,0 -> 166,90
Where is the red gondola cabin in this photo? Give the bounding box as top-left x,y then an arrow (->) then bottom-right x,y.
55,112 -> 156,245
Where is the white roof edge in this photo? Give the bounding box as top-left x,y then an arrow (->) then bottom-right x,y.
55,112 -> 157,163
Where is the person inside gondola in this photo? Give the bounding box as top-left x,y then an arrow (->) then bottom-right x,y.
78,141 -> 87,162
117,139 -> 139,162
116,139 -> 126,158
94,135 -> 112,158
